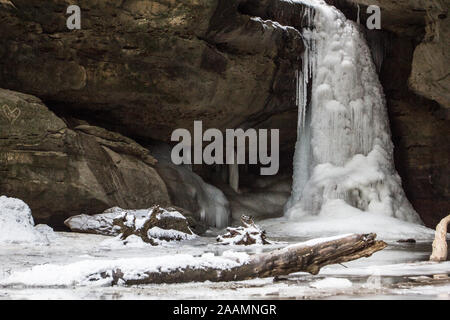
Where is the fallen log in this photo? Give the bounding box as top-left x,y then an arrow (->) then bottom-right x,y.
114,233 -> 386,285
430,214 -> 450,262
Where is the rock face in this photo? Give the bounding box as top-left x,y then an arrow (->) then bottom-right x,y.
0,88 -> 170,228
0,0 -> 303,148
0,0 -> 448,228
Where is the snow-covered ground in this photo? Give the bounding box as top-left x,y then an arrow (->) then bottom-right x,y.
0,230 -> 448,300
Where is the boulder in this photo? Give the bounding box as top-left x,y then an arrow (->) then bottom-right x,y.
64,208 -> 124,236
0,195 -> 43,243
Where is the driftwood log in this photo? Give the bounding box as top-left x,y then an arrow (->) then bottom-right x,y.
430,214 -> 450,262
113,233 -> 386,285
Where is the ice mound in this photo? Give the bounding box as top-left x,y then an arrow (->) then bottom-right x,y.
0,196 -> 48,243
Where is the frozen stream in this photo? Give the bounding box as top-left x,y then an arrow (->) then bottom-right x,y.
0,231 -> 449,300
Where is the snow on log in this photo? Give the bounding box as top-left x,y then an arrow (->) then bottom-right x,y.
430,214 -> 450,262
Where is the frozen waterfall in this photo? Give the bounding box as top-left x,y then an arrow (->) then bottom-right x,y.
285,0 -> 422,224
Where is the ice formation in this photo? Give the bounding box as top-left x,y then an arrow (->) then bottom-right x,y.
285,0 -> 422,224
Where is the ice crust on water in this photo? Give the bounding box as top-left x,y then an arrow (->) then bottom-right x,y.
0,196 -> 53,243
285,1 -> 422,228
